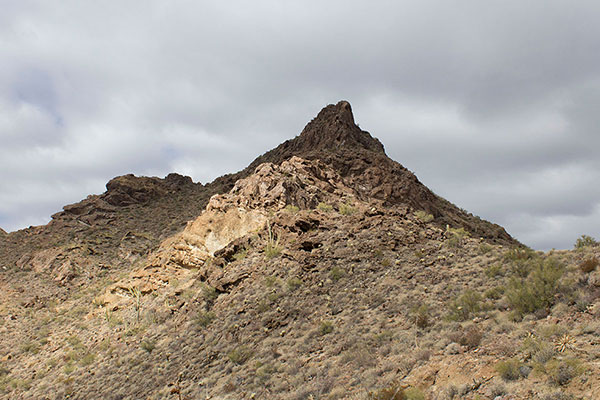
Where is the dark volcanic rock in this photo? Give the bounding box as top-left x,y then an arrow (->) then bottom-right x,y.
104,173 -> 195,206
244,100 -> 516,244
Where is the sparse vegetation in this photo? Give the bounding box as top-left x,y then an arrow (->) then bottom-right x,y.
140,340 -> 156,353
317,202 -> 334,212
574,234 -> 597,249
286,277 -> 302,291
319,321 -> 334,335
505,257 -> 565,317
446,226 -> 469,247
227,346 -> 253,365
495,358 -> 522,381
415,210 -> 433,223
195,311 -> 216,328
265,220 -> 282,259
339,202 -> 356,215
411,304 -> 430,329
330,266 -> 346,281
447,289 -> 482,321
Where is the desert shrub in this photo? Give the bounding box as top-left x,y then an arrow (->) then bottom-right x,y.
317,202 -> 333,212
195,311 -> 216,328
447,290 -> 482,321
478,243 -> 492,254
319,321 -> 334,335
286,277 -> 302,291
79,352 -> 96,366
504,247 -> 537,262
446,226 -> 469,248
485,286 -> 504,300
201,284 -> 219,302
415,210 -> 433,223
227,346 -> 253,365
580,257 -> 599,273
411,304 -> 430,329
495,358 -> 522,381
367,382 -> 406,400
546,359 -> 584,386
404,387 -> 425,400
459,326 -> 483,349
505,257 -> 564,316
485,264 -> 503,278
284,204 -> 300,213
574,234 -> 597,249
330,266 -> 346,281
339,203 -> 356,215
264,220 -> 282,259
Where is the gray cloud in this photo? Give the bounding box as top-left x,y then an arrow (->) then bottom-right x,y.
1,0 -> 600,250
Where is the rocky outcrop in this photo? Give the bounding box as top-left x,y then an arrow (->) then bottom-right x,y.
98,157 -> 358,304
103,173 -> 195,207
241,101 -> 517,244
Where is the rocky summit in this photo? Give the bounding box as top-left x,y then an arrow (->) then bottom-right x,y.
0,102 -> 599,400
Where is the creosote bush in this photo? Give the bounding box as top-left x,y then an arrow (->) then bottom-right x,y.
447,290 -> 482,321
339,203 -> 356,215
319,321 -> 334,335
411,304 -> 430,329
415,210 -> 433,223
505,257 -> 565,317
227,346 -> 253,365
495,358 -> 522,381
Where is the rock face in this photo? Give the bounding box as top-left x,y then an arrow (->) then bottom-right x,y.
246,101 -> 515,244
99,156 -> 357,305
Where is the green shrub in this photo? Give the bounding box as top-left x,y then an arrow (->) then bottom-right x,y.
201,284 -> 219,302
79,353 -> 96,366
411,304 -> 430,329
505,257 -> 564,316
195,311 -> 216,328
227,346 -> 253,365
317,202 -> 333,212
319,321 -> 334,335
485,264 -> 503,278
415,210 -> 433,223
330,266 -> 346,281
495,358 -> 522,381
574,234 -> 597,249
485,286 -> 504,300
286,277 -> 302,291
546,359 -> 584,386
284,204 -> 300,213
478,243 -> 492,254
339,203 -> 356,215
446,226 -> 469,248
405,387 -> 425,400
447,290 -> 482,321
264,220 -> 281,259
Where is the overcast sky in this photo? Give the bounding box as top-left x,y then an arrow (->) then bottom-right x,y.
1,1 -> 599,250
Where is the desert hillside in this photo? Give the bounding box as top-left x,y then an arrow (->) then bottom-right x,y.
0,102 -> 598,400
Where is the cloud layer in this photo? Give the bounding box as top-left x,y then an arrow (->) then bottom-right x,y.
1,1 -> 599,249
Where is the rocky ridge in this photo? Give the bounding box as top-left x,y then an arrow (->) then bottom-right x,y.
0,102 -> 598,399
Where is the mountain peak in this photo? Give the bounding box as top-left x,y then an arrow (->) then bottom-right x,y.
296,100 -> 385,154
